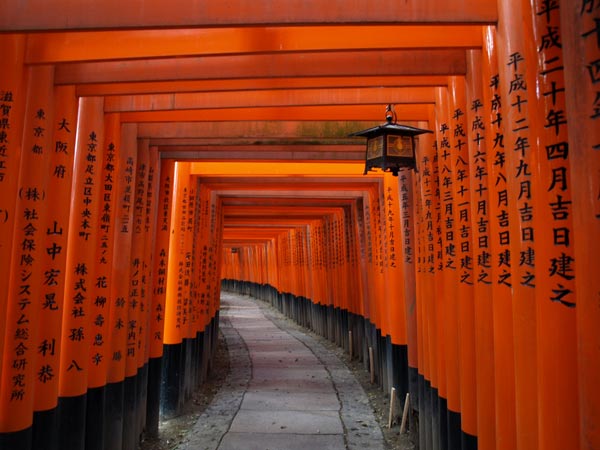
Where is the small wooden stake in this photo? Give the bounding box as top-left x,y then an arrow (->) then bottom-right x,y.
388,387 -> 396,428
369,346 -> 375,384
348,330 -> 353,359
400,393 -> 410,434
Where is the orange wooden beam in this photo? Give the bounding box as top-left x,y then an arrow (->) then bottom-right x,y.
205,178 -> 378,191
224,208 -> 344,216
202,176 -> 380,189
76,76 -> 449,97
157,144 -> 362,153
160,147 -> 364,162
120,104 -> 432,123
1,0 -> 497,31
26,26 -> 482,63
223,212 -> 346,234
222,228 -> 304,241
103,87 -> 435,112
55,50 -> 467,84
215,188 -> 372,199
139,121 -> 381,140
142,121 -> 431,146
221,197 -> 358,208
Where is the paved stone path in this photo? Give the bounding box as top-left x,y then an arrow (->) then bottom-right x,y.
177,292 -> 384,450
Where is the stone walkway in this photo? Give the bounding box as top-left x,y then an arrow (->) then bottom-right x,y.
177,292 -> 384,450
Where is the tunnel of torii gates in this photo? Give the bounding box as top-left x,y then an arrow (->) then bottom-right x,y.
0,1 -> 599,450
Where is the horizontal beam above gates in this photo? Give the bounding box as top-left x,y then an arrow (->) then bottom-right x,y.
104,87 -> 436,112
220,198 -> 358,208
25,26 -> 482,63
1,1 -> 497,31
222,206 -> 352,223
224,221 -> 326,227
159,145 -> 364,162
54,50 -> 467,84
192,166 -> 365,178
140,121 -> 383,140
222,227 -> 305,237
223,213 -> 343,223
214,189 -> 373,199
120,104 -> 432,123
76,76 -> 450,97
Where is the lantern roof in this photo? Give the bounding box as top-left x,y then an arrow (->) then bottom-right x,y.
349,121 -> 433,139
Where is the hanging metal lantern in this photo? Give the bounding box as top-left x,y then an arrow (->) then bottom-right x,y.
350,104 -> 432,176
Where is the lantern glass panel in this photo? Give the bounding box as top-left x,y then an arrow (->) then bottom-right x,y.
367,135 -> 384,160
387,135 -> 413,158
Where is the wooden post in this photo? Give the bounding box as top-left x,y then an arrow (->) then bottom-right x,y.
448,74 -> 477,445
561,1 -> 600,448
369,346 -> 375,384
529,2 -> 580,450
400,393 -> 410,434
0,35 -> 27,399
84,112 -> 120,450
146,155 -> 171,439
0,64 -> 54,443
57,96 -> 105,450
497,0 -> 543,446
348,330 -> 353,359
434,85 -> 462,449
32,84 -> 78,450
161,161 -> 190,418
415,110 -> 441,450
466,45 -> 496,450
104,122 -> 135,450
388,387 -> 396,428
481,25 -> 519,450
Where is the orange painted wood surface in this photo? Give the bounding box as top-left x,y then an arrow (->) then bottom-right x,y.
54,50 -> 467,85
104,88 -> 436,113
33,84 -> 78,412
466,48 -> 496,450
0,65 -> 54,432
58,97 -> 104,398
86,113 -> 119,390
149,159 -> 175,358
76,76 -> 449,97
434,86 -> 460,414
106,121 -> 136,385
1,0 -> 497,31
163,162 -> 190,345
125,139 -> 148,375
448,75 -> 477,438
561,2 -> 600,449
0,36 -> 27,398
26,26 -> 482,64
141,146 -> 160,363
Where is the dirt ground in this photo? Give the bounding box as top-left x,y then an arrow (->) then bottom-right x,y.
319,335 -> 418,450
140,306 -> 417,450
139,335 -> 231,450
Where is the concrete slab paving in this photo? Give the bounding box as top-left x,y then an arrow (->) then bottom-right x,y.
176,292 -> 384,450
242,341 -> 307,352
251,366 -> 330,381
250,359 -> 322,369
247,377 -> 335,394
230,410 -> 343,434
241,390 -> 340,411
219,432 -> 346,450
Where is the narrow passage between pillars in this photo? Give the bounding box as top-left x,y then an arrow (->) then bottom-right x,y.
176,291 -> 385,450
